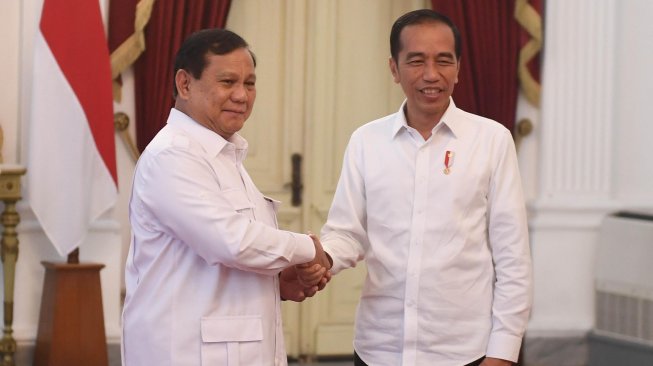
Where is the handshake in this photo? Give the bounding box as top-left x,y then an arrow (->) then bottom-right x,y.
279,233 -> 333,302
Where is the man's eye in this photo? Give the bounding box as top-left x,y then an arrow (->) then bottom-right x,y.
221,80 -> 235,85
407,60 -> 424,65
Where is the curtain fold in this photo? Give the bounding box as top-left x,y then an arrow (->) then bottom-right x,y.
108,0 -> 137,102
134,0 -> 232,151
431,0 -> 521,133
108,0 -> 136,52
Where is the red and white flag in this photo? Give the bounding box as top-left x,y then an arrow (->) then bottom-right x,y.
28,0 -> 117,257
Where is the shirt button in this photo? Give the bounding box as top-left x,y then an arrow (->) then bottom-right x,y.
407,299 -> 415,307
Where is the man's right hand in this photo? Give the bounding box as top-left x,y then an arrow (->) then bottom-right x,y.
296,234 -> 332,287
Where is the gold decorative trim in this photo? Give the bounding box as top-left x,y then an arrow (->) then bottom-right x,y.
515,118 -> 534,152
110,0 -> 156,102
515,0 -> 543,107
114,112 -> 140,163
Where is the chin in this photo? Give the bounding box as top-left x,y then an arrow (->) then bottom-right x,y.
230,123 -> 246,134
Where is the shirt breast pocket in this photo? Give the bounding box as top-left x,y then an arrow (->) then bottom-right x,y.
263,196 -> 281,228
200,315 -> 263,366
222,189 -> 255,217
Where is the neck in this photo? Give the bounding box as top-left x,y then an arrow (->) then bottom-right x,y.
404,107 -> 442,140
174,103 -> 233,141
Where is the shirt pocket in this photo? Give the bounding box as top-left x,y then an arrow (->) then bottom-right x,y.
200,315 -> 263,366
263,196 -> 281,228
222,189 -> 255,217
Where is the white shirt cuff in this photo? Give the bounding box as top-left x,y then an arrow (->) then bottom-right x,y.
485,332 -> 523,362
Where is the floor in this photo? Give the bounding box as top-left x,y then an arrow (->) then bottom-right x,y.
17,337 -> 597,366
289,360 -> 353,366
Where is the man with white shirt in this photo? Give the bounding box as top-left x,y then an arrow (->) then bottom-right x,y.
303,9 -> 532,366
122,29 -> 329,366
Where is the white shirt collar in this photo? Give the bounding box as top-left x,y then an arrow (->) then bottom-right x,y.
167,108 -> 249,161
390,98 -> 463,140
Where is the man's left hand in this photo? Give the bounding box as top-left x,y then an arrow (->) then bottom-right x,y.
279,266 -> 319,302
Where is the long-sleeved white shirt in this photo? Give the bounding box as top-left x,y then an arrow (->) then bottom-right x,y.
321,99 -> 532,366
122,108 -> 315,366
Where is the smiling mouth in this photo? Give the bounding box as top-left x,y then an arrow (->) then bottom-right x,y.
223,109 -> 246,114
420,87 -> 444,95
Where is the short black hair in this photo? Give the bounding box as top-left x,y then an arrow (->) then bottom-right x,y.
390,9 -> 461,61
172,28 -> 257,97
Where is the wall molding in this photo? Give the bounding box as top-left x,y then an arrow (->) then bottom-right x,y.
528,199 -> 622,230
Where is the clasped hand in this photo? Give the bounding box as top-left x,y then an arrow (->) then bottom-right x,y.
279,234 -> 332,302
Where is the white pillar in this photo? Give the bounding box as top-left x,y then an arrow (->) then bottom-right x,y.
528,0 -> 619,334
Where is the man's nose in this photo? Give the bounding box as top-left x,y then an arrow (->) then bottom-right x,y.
231,83 -> 248,102
423,61 -> 440,81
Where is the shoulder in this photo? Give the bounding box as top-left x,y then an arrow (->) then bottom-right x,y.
349,112 -> 397,144
143,125 -> 197,157
454,108 -> 513,143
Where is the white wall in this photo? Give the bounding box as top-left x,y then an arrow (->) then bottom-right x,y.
0,1 -> 20,165
613,0 -> 653,207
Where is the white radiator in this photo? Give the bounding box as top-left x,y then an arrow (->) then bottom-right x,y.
595,211 -> 653,345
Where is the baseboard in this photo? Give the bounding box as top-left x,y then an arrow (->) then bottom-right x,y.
14,339 -> 121,366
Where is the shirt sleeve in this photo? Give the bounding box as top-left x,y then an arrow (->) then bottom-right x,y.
485,129 -> 534,361
134,147 -> 315,276
320,132 -> 369,274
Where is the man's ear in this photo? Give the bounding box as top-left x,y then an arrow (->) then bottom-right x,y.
175,69 -> 192,99
389,57 -> 400,83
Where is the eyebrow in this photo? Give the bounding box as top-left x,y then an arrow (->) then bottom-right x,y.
215,71 -> 256,80
404,51 -> 455,60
